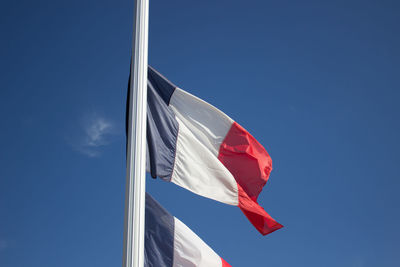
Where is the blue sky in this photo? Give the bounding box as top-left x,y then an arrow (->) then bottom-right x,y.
1,0 -> 399,266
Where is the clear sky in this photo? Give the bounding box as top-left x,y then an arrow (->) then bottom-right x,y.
1,0 -> 399,266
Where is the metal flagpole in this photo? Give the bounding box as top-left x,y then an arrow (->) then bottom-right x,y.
123,0 -> 149,266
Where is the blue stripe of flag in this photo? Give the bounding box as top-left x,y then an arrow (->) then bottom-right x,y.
144,193 -> 175,267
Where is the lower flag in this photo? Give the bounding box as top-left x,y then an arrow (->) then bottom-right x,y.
145,193 -> 231,267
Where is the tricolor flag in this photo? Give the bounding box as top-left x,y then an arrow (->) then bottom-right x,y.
145,193 -> 231,267
144,66 -> 283,236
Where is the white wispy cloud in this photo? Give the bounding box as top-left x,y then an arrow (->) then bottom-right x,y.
69,112 -> 115,157
84,117 -> 112,147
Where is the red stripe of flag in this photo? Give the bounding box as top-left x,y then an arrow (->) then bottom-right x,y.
218,122 -> 283,235
221,257 -> 232,267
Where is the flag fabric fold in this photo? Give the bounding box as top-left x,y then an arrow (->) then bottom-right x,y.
145,193 -> 231,267
142,66 -> 283,235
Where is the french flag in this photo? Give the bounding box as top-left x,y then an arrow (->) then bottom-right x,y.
144,66 -> 283,235
145,193 -> 231,267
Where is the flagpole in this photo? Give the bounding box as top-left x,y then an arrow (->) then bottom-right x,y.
123,0 -> 149,266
